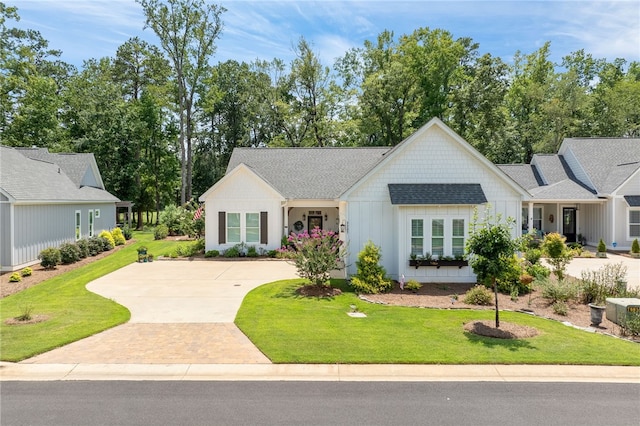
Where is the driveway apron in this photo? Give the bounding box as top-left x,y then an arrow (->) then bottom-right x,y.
22,260 -> 297,365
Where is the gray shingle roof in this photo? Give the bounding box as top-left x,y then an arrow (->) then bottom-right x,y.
496,164 -> 543,190
226,147 -> 390,199
625,195 -> 640,207
0,146 -> 119,203
562,138 -> 640,194
388,184 -> 487,205
15,147 -> 100,187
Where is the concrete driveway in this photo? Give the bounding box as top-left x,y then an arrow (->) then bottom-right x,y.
22,260 -> 297,365
87,260 -> 297,323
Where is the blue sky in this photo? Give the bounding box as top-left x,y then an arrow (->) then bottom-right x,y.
11,0 -> 640,70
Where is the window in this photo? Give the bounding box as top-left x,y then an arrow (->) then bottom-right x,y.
88,210 -> 94,238
522,207 -> 542,231
431,219 -> 444,257
452,219 -> 465,257
630,210 -> 640,238
411,219 -> 424,256
246,213 -> 260,243
227,213 -> 241,243
95,209 -> 100,218
75,211 -> 81,241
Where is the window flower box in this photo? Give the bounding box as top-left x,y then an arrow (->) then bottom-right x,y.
409,259 -> 468,269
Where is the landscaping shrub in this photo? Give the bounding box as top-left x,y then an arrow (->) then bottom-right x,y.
20,267 -> 32,277
526,262 -> 550,279
632,238 -> 640,254
76,238 -> 89,258
224,246 -> 241,258
122,225 -> 133,240
154,224 -> 169,240
597,238 -> 606,253
9,272 -> 21,282
159,204 -> 192,236
542,233 -> 572,281
495,255 -> 530,295
404,279 -> 422,292
247,245 -> 258,257
524,248 -> 542,265
111,227 -> 126,246
286,228 -> 345,288
463,285 -> 493,305
87,236 -> 104,256
539,277 -> 578,304
349,240 -> 392,294
98,230 -> 115,250
620,312 -> 640,337
205,250 -> 219,258
552,301 -> 568,316
59,242 -> 81,264
38,247 -> 61,269
579,263 -> 628,304
267,249 -> 277,258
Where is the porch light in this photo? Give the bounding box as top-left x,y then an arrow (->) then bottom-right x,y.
340,222 -> 346,233
324,214 -> 328,221
302,214 -> 306,221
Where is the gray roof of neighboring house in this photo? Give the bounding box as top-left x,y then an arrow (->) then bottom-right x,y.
226,147 -> 390,199
498,147 -> 612,200
625,195 -> 640,207
15,147 -> 100,188
562,138 -> 640,194
0,146 -> 119,203
388,184 -> 487,205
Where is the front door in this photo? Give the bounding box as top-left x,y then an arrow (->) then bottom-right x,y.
308,215 -> 323,231
563,207 -> 576,243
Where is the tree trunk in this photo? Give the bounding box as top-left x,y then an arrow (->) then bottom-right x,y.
493,276 -> 500,328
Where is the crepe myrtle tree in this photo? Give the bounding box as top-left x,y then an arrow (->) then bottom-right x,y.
465,207 -> 519,328
286,227 -> 344,288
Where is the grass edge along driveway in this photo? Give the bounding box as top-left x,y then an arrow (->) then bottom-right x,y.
236,279 -> 640,365
0,233 -> 178,362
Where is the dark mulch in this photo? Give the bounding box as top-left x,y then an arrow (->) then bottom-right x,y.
296,284 -> 343,298
464,320 -> 539,339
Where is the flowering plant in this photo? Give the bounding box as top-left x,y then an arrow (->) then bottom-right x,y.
285,227 -> 344,287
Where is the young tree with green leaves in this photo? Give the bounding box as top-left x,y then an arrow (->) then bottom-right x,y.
466,208 -> 518,328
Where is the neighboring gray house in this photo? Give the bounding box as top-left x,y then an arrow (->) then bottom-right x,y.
200,118 -> 528,283
499,138 -> 640,251
0,146 -> 119,271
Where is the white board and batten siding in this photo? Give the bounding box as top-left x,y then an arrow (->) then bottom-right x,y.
344,124 -> 525,282
612,169 -> 640,250
201,165 -> 284,252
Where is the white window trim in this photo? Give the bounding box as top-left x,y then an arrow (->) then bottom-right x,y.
408,215 -> 467,258
75,210 -> 81,241
226,212 -> 261,244
88,209 -> 94,238
628,207 -> 640,240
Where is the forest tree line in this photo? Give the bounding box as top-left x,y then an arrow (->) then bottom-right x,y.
1,1 -> 639,228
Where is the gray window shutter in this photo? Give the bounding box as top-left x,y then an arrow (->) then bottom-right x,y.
218,211 -> 226,244
260,211 -> 268,244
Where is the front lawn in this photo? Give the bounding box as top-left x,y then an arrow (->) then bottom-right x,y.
235,279 -> 640,365
0,232 -> 178,362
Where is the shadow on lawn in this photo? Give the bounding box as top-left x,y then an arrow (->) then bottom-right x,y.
463,331 -> 537,351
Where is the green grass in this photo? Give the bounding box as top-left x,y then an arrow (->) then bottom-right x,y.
0,232 -> 181,362
236,279 -> 640,365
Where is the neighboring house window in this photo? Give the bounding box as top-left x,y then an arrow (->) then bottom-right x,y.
95,209 -> 100,218
88,209 -> 94,237
522,207 -> 542,231
431,219 -> 444,257
75,210 -> 81,241
452,219 -> 465,257
411,219 -> 424,256
630,210 -> 640,238
245,213 -> 260,243
227,213 -> 241,243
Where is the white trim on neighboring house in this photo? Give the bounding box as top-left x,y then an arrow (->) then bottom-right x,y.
75,210 -> 81,241
88,209 -> 94,238
95,209 -> 101,218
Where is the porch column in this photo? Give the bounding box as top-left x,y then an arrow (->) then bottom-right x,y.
528,202 -> 534,234
282,202 -> 289,238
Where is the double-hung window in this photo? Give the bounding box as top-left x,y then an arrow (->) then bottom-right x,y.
431,219 -> 444,257
75,211 -> 81,241
227,213 -> 241,243
411,219 -> 424,256
245,213 -> 260,243
452,219 -> 465,257
630,210 -> 640,238
88,209 -> 94,238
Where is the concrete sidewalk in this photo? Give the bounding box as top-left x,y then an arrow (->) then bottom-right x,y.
2,362 -> 638,383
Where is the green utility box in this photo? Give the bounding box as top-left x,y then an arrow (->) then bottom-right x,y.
605,298 -> 640,325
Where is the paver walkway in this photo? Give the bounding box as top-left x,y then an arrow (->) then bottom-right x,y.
22,260 -> 297,365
